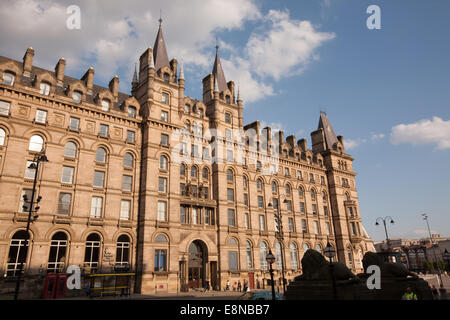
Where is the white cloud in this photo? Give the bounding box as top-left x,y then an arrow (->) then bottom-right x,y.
371,133 -> 385,140
246,9 -> 335,81
345,139 -> 360,150
390,117 -> 450,150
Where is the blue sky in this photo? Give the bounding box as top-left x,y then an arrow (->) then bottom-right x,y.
1,0 -> 449,241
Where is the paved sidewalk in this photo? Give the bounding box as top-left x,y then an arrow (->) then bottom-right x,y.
60,290 -> 245,300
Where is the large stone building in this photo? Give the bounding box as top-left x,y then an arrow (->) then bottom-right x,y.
0,22 -> 374,295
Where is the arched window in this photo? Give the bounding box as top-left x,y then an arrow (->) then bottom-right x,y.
298,186 -> 304,198
116,235 -> 131,266
246,240 -> 253,270
260,242 -> 268,271
0,128 -> 6,146
64,141 -> 77,158
316,244 -> 322,254
6,230 -> 30,277
198,108 -> 204,118
163,73 -> 169,83
29,135 -> 44,152
47,232 -> 68,273
3,71 -> 15,86
257,179 -> 263,191
191,166 -> 197,178
225,95 -> 230,104
243,176 -> 248,188
275,242 -> 282,270
124,152 -> 134,168
159,155 -> 168,170
184,104 -> 190,114
285,184 -> 291,195
95,147 -> 107,163
226,169 -> 233,182
310,189 -> 316,201
84,233 -> 101,273
345,193 -> 350,201
290,243 -> 298,270
272,181 -> 278,193
180,163 -> 186,176
303,243 -> 310,255
155,234 -> 168,242
202,167 -> 209,180
347,247 -> 353,268
39,81 -> 51,95
322,191 -> 327,202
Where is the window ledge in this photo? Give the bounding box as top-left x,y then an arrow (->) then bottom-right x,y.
228,226 -> 238,233
156,220 -> 169,229
118,219 -> 133,228
53,215 -> 72,225
88,217 -> 104,226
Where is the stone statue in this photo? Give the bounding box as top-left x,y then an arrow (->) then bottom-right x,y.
295,249 -> 358,281
362,252 -> 418,279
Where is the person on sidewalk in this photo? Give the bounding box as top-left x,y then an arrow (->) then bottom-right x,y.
237,281 -> 241,292
401,287 -> 418,300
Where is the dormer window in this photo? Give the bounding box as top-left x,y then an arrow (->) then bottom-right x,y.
198,108 -> 203,118
2,71 -> 15,86
225,95 -> 230,104
72,91 -> 82,103
39,82 -> 51,95
128,106 -> 136,118
184,104 -> 190,114
101,99 -> 110,111
163,73 -> 169,83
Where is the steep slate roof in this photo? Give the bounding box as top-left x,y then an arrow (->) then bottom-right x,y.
212,47 -> 227,92
152,21 -> 170,71
318,111 -> 339,150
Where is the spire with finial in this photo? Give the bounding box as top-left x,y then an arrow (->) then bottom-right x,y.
153,12 -> 169,71
132,63 -> 138,84
212,39 -> 227,92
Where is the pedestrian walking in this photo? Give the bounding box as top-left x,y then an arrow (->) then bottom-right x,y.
431,285 -> 439,300
226,280 -> 230,291
243,279 -> 248,292
237,281 -> 241,292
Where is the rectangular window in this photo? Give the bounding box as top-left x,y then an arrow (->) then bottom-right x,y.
259,215 -> 265,231
57,193 -> 72,216
357,222 -> 361,235
157,201 -> 167,221
180,142 -> 187,155
204,208 -> 211,225
161,93 -> 169,105
180,183 -> 185,195
225,129 -> 232,141
35,109 -> 47,124
161,134 -> 169,146
227,188 -> 234,202
288,218 -> 294,233
228,209 -> 235,226
69,117 -> 80,131
120,200 -> 131,220
321,176 -> 326,185
227,150 -> 234,163
244,193 -> 248,206
258,196 -> 264,209
191,144 -> 199,157
324,206 -> 329,217
272,198 -> 279,210
300,202 -> 305,214
228,251 -> 238,271
203,147 -> 210,160
180,206 -> 187,224
301,219 -> 307,233
285,167 -> 290,177
158,177 -> 167,193
128,107 -> 136,118
122,175 -> 132,191
309,173 -> 314,182
61,166 -> 74,184
19,189 -> 32,213
351,222 -> 357,235
93,171 -> 105,188
24,161 -> 36,179
312,204 -> 317,215
326,222 -> 331,235
90,196 -> 103,218
297,170 -> 302,180
99,124 -> 109,137
154,249 -> 167,272
244,213 -> 249,229
161,110 -> 168,122
314,221 -> 319,235
192,207 -> 199,224
286,200 -> 292,212
126,130 -> 135,143
0,100 -> 10,116
225,113 -> 231,124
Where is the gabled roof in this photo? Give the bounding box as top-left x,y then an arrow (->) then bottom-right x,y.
212,46 -> 227,92
153,22 -> 169,71
318,112 -> 339,150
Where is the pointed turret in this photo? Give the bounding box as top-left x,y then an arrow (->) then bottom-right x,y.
132,63 -> 138,84
153,18 -> 169,71
212,45 -> 227,92
318,111 -> 339,150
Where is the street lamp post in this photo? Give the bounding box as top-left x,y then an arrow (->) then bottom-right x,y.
266,249 -> 276,301
268,200 -> 286,294
13,151 -> 47,300
375,216 -> 394,261
421,214 -> 444,292
324,241 -> 337,300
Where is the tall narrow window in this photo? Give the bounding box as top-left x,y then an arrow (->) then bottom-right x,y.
288,218 -> 294,232
61,166 -> 74,184
39,82 -> 51,95
157,201 -> 167,221
192,207 -> 199,225
226,169 -> 234,182
128,106 -> 136,118
24,161 -> 36,179
161,110 -> 168,122
84,233 -> 101,273
116,235 -> 130,266
227,188 -> 234,202
29,135 -> 44,152
154,249 -> 167,271
64,142 -> 77,158
47,232 -> 67,273
300,202 -> 305,214
93,171 -> 105,188
6,231 -> 30,277
90,197 -> 103,218
180,163 -> 186,176
57,193 -> 72,216
99,124 -> 109,137
259,215 -> 265,231
126,130 -> 135,143
2,71 -> 15,86
246,241 -> 253,270
158,177 -> 167,193
290,243 -> 298,270
19,189 -> 32,213
101,99 -> 110,111
228,209 -> 235,226
0,100 -> 11,116
244,213 -> 249,229
124,152 -> 133,168
0,128 -> 6,146
161,92 -> 169,105
301,219 -> 307,233
159,155 -> 168,170
260,242 -> 268,271
96,147 -> 107,163
180,206 -> 187,224
120,200 -> 131,220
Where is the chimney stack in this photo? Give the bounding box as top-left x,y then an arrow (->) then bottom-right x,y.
81,67 -> 94,95
55,58 -> 66,87
109,75 -> 119,101
22,47 -> 34,77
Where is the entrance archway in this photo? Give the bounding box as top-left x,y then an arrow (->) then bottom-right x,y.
188,240 -> 208,289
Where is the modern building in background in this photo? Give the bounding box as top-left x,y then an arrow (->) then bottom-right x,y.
0,21 -> 374,295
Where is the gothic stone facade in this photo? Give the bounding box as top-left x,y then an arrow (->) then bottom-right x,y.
0,25 -> 374,295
